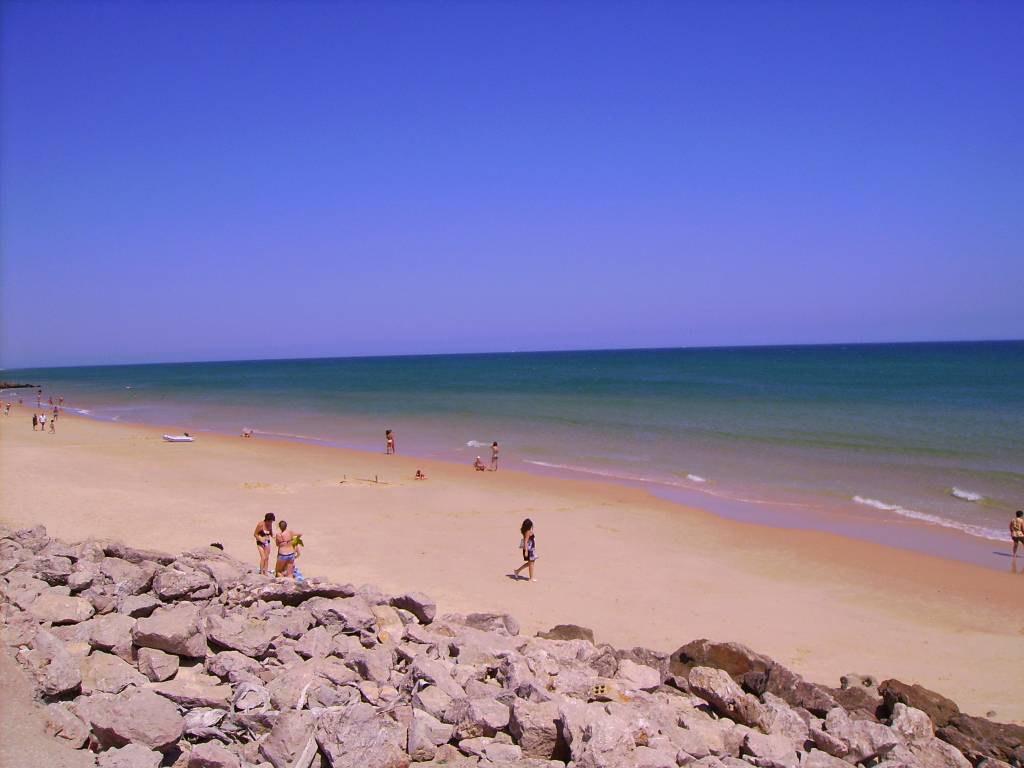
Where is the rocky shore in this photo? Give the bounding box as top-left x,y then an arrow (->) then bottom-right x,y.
1,524 -> 1020,768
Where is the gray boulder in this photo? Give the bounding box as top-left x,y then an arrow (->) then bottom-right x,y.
43,702 -> 90,748
258,710 -> 318,768
78,688 -> 184,751
118,594 -> 161,618
29,589 -> 95,625
390,592 -> 437,624
187,741 -> 242,768
137,647 -> 179,682
149,666 -> 233,708
823,706 -> 899,763
81,650 -> 148,694
206,612 -> 279,658
315,701 -> 410,768
688,666 -> 766,729
508,699 -> 565,760
152,564 -> 217,601
24,629 -> 83,696
305,596 -> 376,633
96,743 -> 164,768
132,602 -> 208,658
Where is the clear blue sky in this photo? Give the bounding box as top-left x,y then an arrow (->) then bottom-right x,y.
1,1 -> 1021,369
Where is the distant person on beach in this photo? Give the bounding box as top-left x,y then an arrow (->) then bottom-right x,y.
474,456 -> 487,471
415,469 -> 427,480
4,402 -> 10,416
385,429 -> 395,455
32,413 -> 38,431
49,417 -> 55,434
491,441 -> 500,471
52,406 -> 59,421
39,413 -> 46,432
254,512 -> 276,575
242,428 -> 253,438
1011,511 -> 1024,557
274,520 -> 302,578
512,518 -> 537,581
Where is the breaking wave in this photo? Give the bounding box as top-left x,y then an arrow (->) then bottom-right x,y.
852,496 -> 1003,541
950,487 -> 983,502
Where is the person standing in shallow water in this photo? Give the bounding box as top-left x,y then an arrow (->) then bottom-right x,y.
1011,511 -> 1024,557
254,512 -> 276,575
385,429 -> 395,455
512,518 -> 537,582
491,441 -> 500,471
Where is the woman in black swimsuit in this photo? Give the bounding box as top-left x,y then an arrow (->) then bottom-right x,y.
513,518 -> 537,582
254,513 -> 276,575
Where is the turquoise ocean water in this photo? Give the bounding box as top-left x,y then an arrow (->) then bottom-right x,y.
5,342 -> 1023,566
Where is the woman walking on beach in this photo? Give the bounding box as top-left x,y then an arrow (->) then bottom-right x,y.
274,520 -> 302,578
253,512 -> 276,575
513,518 -> 538,582
385,429 -> 395,455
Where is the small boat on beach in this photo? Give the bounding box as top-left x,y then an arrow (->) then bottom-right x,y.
162,434 -> 194,443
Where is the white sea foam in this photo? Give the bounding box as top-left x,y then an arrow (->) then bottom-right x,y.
852,496 -> 1003,541
951,487 -> 983,502
466,440 -> 488,448
686,474 -> 708,483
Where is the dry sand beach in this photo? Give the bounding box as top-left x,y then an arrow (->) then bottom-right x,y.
1,406 -> 1021,723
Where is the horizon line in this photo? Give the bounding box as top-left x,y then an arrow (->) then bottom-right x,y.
3,336 -> 1022,373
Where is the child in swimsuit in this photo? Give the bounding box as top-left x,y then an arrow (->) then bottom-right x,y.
513,518 -> 537,582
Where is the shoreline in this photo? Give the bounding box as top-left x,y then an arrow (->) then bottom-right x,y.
3,391 -> 1016,573
1,406 -> 1022,721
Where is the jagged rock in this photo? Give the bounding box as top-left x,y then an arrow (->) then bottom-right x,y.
305,596 -> 376,633
672,639 -> 773,679
536,624 -> 595,643
24,629 -> 83,696
347,647 -> 394,684
247,578 -> 356,606
508,699 -> 564,759
102,541 -> 174,565
119,594 -> 161,618
78,687 -> 184,751
760,692 -> 810,747
742,732 -> 798,768
315,701 -> 409,768
233,680 -> 270,713
413,684 -> 454,720
408,656 -> 468,700
461,612 -> 521,637
153,564 -> 218,601
67,569 -> 96,592
100,557 -> 157,596
149,666 -> 233,708
937,714 -> 1024,766
452,697 -> 511,740
879,679 -> 960,728
823,706 -> 899,763
133,602 -> 208,658
205,650 -> 262,684
408,708 -> 454,762
90,612 -> 137,659
180,548 -> 248,591
138,647 -> 179,682
801,749 -> 850,768
391,592 -> 437,624
13,525 -> 51,552
743,665 -> 839,718
561,705 -> 634,767
187,741 -> 241,768
688,667 -> 765,729
259,710 -> 317,768
81,650 -> 149,694
29,554 -> 74,585
373,603 -> 405,643
616,659 -> 662,692
295,625 -> 335,659
267,658 -> 358,710
206,613 -> 279,658
829,683 -> 882,715
43,701 -> 90,748
96,743 -> 164,768
182,707 -> 228,741
29,589 -> 95,625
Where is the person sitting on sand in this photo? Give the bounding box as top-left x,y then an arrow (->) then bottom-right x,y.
242,428 -> 253,438
415,469 -> 427,480
254,513 -> 276,575
473,456 -> 487,471
274,520 -> 302,578
512,518 -> 538,582
1011,511 -> 1024,557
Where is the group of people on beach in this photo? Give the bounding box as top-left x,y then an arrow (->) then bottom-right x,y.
31,407 -> 59,433
253,513 -> 304,579
383,428 -> 500,475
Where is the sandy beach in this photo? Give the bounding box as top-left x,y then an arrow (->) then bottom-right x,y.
1,405 -> 1021,722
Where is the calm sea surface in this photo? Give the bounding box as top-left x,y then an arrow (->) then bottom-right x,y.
6,342 -> 1023,563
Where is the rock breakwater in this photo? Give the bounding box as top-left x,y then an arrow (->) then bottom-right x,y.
0,524 -> 1020,768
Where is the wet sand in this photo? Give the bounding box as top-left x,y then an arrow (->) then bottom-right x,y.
1,405 -> 1022,722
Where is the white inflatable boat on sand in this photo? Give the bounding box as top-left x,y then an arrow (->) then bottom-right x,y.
162,434 -> 194,443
